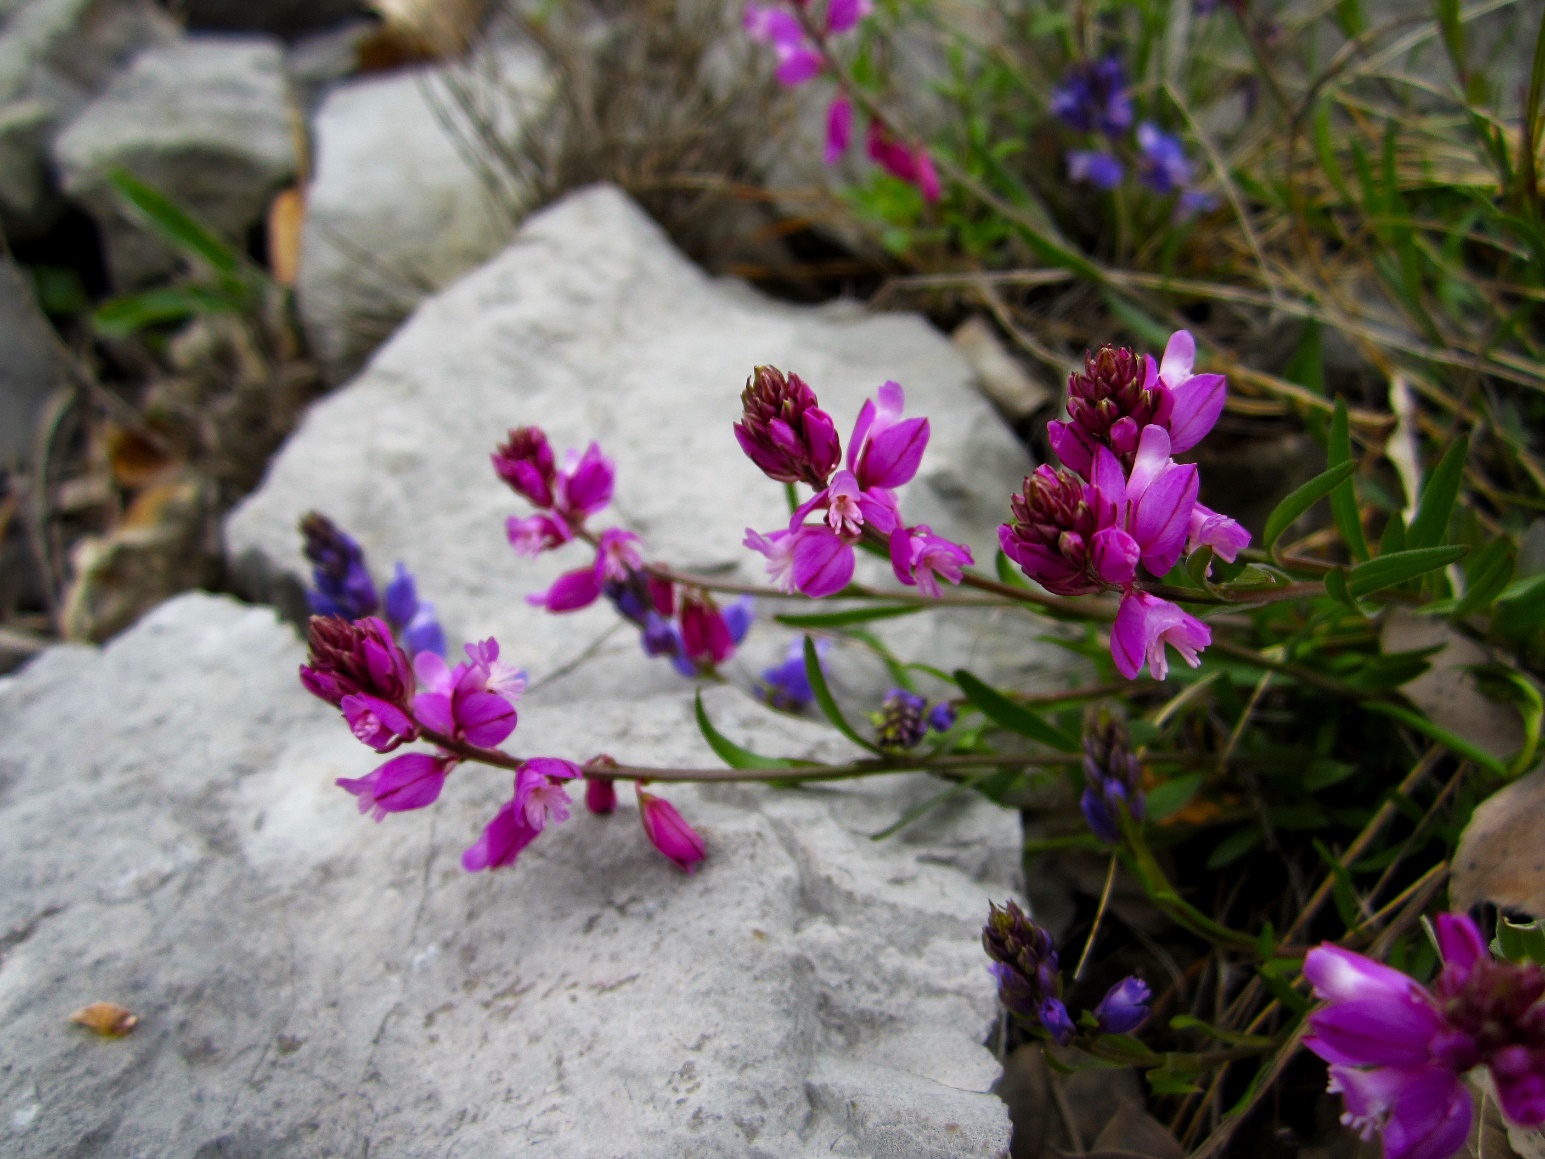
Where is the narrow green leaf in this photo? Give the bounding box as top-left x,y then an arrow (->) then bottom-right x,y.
1263,461 -> 1356,553
1365,701 -> 1508,776
953,669 -> 1080,752
805,636 -> 881,753
1327,398 -> 1369,562
107,169 -> 246,278
1406,436 -> 1469,550
1168,1015 -> 1275,1049
1146,773 -> 1203,822
1495,573 -> 1545,635
1324,566 -> 1367,616
868,774 -> 991,840
995,548 -> 1031,589
92,285 -> 243,337
1346,546 -> 1467,598
1451,538 -> 1515,617
776,604 -> 923,629
1207,826 -> 1262,869
693,691 -> 809,770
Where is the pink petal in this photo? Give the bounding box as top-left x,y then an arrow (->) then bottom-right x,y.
792,525 -> 855,598
824,96 -> 853,164
458,691 -> 518,747
637,787 -> 707,872
776,48 -> 823,85
1047,421 -> 1094,476
858,416 -> 929,489
1167,373 -> 1226,454
1090,527 -> 1139,586
1132,463 -> 1199,577
1159,329 -> 1197,387
1092,446 -> 1129,523
527,566 -> 603,612
1110,591 -> 1148,679
1126,424 -> 1175,501
1434,913 -> 1488,976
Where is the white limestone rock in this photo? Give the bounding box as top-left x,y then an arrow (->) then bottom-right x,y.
0,0 -> 177,239
296,50 -> 549,383
230,184 -> 1069,705
53,36 -> 297,287
0,591 -> 1015,1156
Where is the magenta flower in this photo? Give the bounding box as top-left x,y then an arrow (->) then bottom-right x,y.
1089,427 -> 1199,583
585,774 -> 618,815
492,427 -> 558,509
826,0 -> 872,34
341,692 -> 418,753
527,565 -> 603,612
412,647 -> 519,748
1305,915 -> 1545,1159
825,95 -> 853,163
891,524 -> 974,597
1094,976 -> 1152,1034
556,442 -> 615,521
865,121 -> 942,203
461,638 -> 527,702
506,512 -> 571,557
461,790 -> 541,872
1187,502 -> 1251,563
999,466 -> 1107,596
637,785 -> 707,872
1111,590 -> 1210,680
735,365 -> 843,487
300,615 -> 415,710
494,426 -> 616,535
680,592 -> 735,669
1153,330 -> 1226,455
337,751 -> 452,821
848,380 -> 929,490
515,758 -> 580,830
744,3 -> 822,85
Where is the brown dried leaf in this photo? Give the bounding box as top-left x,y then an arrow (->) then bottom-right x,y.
1451,768 -> 1545,918
106,424 -> 182,490
1381,610 -> 1524,762
69,1002 -> 138,1037
267,188 -> 305,288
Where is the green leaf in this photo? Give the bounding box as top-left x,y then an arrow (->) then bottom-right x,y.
1406,437 -> 1469,550
106,169 -> 248,280
1304,759 -> 1356,791
805,636 -> 881,753
1146,1055 -> 1203,1096
1469,663 -> 1544,776
995,548 -> 1031,589
1145,773 -> 1203,822
775,604 -> 923,629
1169,1015 -> 1275,1049
693,691 -> 809,770
953,670 -> 1080,752
1494,572 -> 1545,635
868,774 -> 991,840
1207,825 -> 1262,870
1256,959 -> 1311,1014
1346,546 -> 1467,598
1450,537 -> 1515,617
1364,701 -> 1508,776
92,285 -> 244,338
1324,566 -> 1367,617
1327,398 -> 1369,562
1263,461 -> 1357,553
1495,916 -> 1545,966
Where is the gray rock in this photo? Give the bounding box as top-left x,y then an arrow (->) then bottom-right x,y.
233,184 -> 1065,703
296,50 -> 547,383
0,0 -> 177,239
0,591 -> 1015,1156
53,36 -> 297,288
0,254 -> 58,465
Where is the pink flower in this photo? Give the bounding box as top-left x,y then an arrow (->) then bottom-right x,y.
461,638 -> 527,702
596,528 -> 643,582
735,365 -> 843,487
825,96 -> 853,163
847,380 -> 929,491
412,650 -> 518,748
826,0 -> 872,34
1110,590 -> 1210,680
744,522 -> 855,599
1305,915 -> 1545,1159
1089,426 -> 1199,582
637,785 -> 707,872
515,758 -> 580,830
340,692 -> 418,753
527,565 -> 604,612
461,792 -> 541,871
492,427 -> 557,508
890,524 -> 973,597
337,752 -> 452,821
1154,330 -> 1227,454
744,3 -> 823,85
680,592 -> 735,669
556,441 -> 615,521
1187,502 -> 1250,563
506,513 -> 571,557
999,465 -> 1106,595
865,121 -> 941,203
301,615 -> 415,710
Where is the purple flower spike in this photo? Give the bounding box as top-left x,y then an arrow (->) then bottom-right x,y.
1080,709 -> 1143,841
1305,915 -> 1545,1157
1049,344 -> 1175,476
637,786 -> 707,872
1068,150 -> 1124,190
1050,56 -> 1133,137
301,513 -> 379,621
825,95 -> 854,164
891,523 -> 973,597
1094,976 -> 1152,1034
927,702 -> 957,732
875,688 -> 928,750
984,901 -> 1071,1042
492,427 -> 558,509
337,752 -> 451,821
1111,590 -> 1210,681
1136,122 -> 1192,194
735,365 -> 843,487
462,790 -> 541,872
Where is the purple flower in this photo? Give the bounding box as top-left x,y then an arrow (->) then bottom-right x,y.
983,900 -> 1073,1044
492,427 -> 558,509
1090,426 -> 1200,583
301,615 -> 415,710
825,95 -> 853,163
744,3 -> 823,85
825,0 -> 872,35
1175,188 -> 1219,222
849,380 -> 929,492
928,701 -> 957,732
506,513 -> 572,557
1136,122 -> 1192,194
1153,330 -> 1227,455
735,365 -> 844,487
875,688 -> 928,750
528,565 -> 605,612
557,442 -> 616,522
300,513 -> 379,620
515,758 -> 581,830
337,751 -> 451,821
1187,502 -> 1251,564
1080,709 -> 1143,842
412,645 -> 520,748
680,591 -> 735,670
1306,915 -> 1545,1158
865,120 -> 942,203
1050,56 -> 1133,137
461,790 -> 541,872
759,637 -> 827,710
1068,149 -> 1124,190
1111,589 -> 1211,681
341,692 -> 418,753
585,771 -> 618,815
637,785 -> 707,872
890,524 -> 974,597
1094,976 -> 1152,1034
381,563 -> 446,658
1000,466 -> 1107,596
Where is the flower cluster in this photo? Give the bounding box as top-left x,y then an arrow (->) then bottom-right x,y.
983,900 -> 1151,1044
1001,330 -> 1249,680
1080,708 -> 1144,843
873,688 -> 956,751
496,427 -> 750,677
739,367 -> 973,599
1053,56 -> 1215,219
299,614 -> 707,874
1305,914 -> 1545,1159
758,636 -> 828,711
743,1 -> 940,202
301,512 -> 445,657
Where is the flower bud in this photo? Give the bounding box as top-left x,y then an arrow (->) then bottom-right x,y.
301,615 -> 415,709
875,688 -> 928,751
637,785 -> 707,872
1093,976 -> 1152,1034
1000,466 -> 1103,596
301,512 -> 379,620
1049,345 -> 1175,474
984,901 -> 1070,1040
680,591 -> 734,670
584,756 -> 619,815
492,427 -> 558,508
734,365 -> 842,487
1080,708 -> 1144,842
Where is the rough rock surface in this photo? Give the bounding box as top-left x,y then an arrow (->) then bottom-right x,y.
0,254 -> 58,465
296,51 -> 547,383
53,36 -> 297,287
0,0 -> 177,239
238,183 -> 1066,701
0,593 -> 1016,1156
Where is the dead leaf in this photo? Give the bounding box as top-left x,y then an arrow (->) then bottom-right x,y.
69,1002 -> 138,1037
1087,1102 -> 1184,1159
267,188 -> 305,288
106,423 -> 182,490
1451,767 -> 1545,917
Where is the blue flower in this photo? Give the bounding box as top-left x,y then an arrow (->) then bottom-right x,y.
1094,976 -> 1152,1034
301,513 -> 378,621
759,638 -> 828,711
1068,149 -> 1125,190
1136,122 -> 1192,194
1051,56 -> 1133,137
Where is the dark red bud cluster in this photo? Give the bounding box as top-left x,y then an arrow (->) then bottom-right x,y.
734,365 -> 842,488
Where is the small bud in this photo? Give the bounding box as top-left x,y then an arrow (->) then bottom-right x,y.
984,901 -> 1070,1042
300,615 -> 415,709
584,756 -> 619,815
637,785 -> 707,872
875,688 -> 928,751
734,365 -> 842,487
1093,976 -> 1151,1034
492,427 -> 558,508
300,512 -> 378,620
1001,466 -> 1103,596
927,702 -> 957,733
680,591 -> 734,670
1080,708 -> 1144,843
